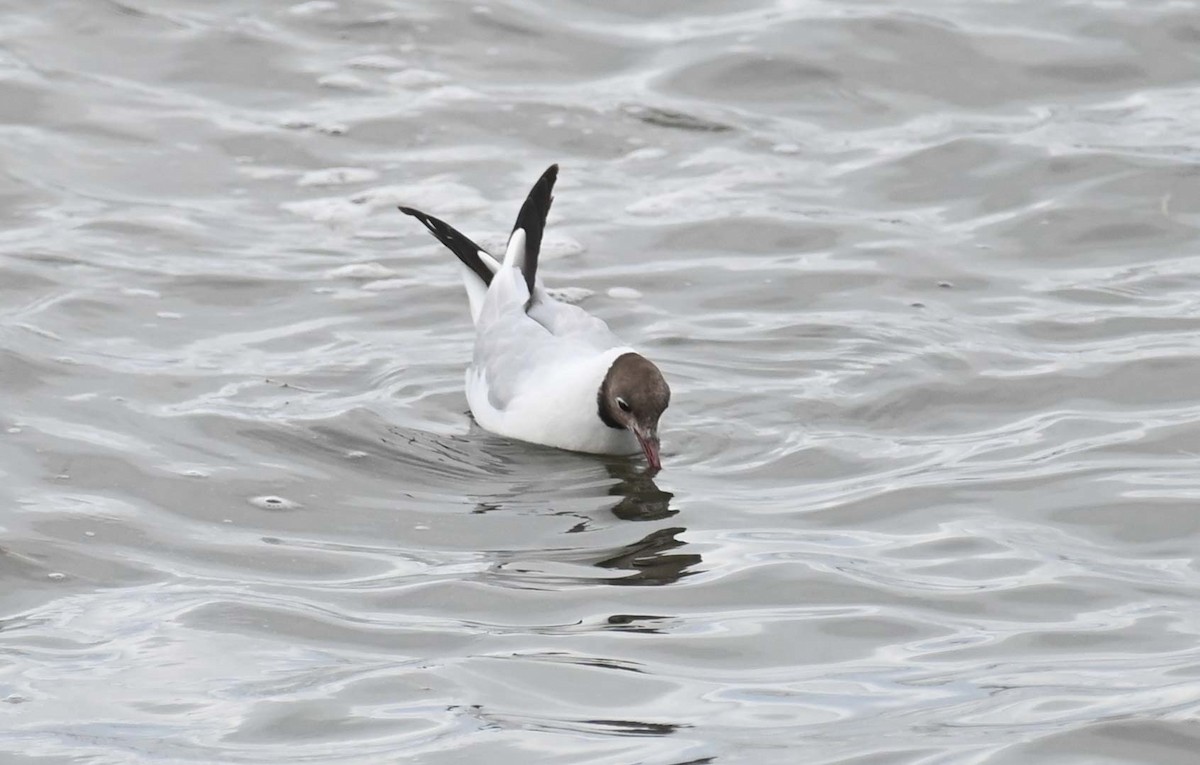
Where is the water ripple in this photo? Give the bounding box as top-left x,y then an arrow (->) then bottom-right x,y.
3,1 -> 1200,763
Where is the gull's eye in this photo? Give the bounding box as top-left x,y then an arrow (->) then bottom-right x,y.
617,397 -> 631,413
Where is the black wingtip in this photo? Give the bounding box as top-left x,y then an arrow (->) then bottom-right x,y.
399,205 -> 494,287
511,164 -> 559,295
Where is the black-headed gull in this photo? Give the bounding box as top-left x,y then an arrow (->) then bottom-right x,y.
399,165 -> 670,469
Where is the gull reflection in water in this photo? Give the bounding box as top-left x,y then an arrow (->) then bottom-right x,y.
595,459 -> 700,587
604,459 -> 676,522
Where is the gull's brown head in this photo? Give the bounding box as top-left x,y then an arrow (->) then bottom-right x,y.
598,352 -> 670,470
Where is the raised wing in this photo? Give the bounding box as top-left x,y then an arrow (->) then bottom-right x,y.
507,164 -> 557,295
399,206 -> 502,324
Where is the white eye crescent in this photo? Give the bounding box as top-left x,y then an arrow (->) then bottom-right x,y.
617,397 -> 631,413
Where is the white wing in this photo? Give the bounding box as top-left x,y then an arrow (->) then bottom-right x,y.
472,267 -> 621,411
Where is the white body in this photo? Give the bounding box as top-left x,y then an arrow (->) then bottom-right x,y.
461,232 -> 640,455
466,343 -> 638,454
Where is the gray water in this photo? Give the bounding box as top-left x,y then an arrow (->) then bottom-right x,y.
3,2 -> 1200,763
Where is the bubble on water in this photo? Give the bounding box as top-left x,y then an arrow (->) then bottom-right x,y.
386,69 -> 449,89
625,192 -> 699,217
250,496 -> 300,511
326,262 -> 397,280
279,116 -> 347,135
288,0 -> 337,16
607,287 -> 643,300
299,167 -> 380,187
545,287 -> 593,304
353,230 -> 404,241
349,54 -> 406,70
621,147 -> 668,162
541,235 -> 584,260
3,694 -> 28,704
47,572 -> 67,582
237,165 -> 293,181
281,197 -> 369,230
361,278 -> 414,292
84,531 -> 96,538
318,73 -> 369,91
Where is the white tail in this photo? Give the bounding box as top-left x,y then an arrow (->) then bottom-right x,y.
502,228 -> 527,273
458,249 -> 501,325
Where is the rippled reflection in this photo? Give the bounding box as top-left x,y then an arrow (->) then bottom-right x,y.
595,526 -> 698,586
604,459 -> 677,521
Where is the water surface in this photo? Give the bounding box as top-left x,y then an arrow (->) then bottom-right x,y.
3,2 -> 1200,763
